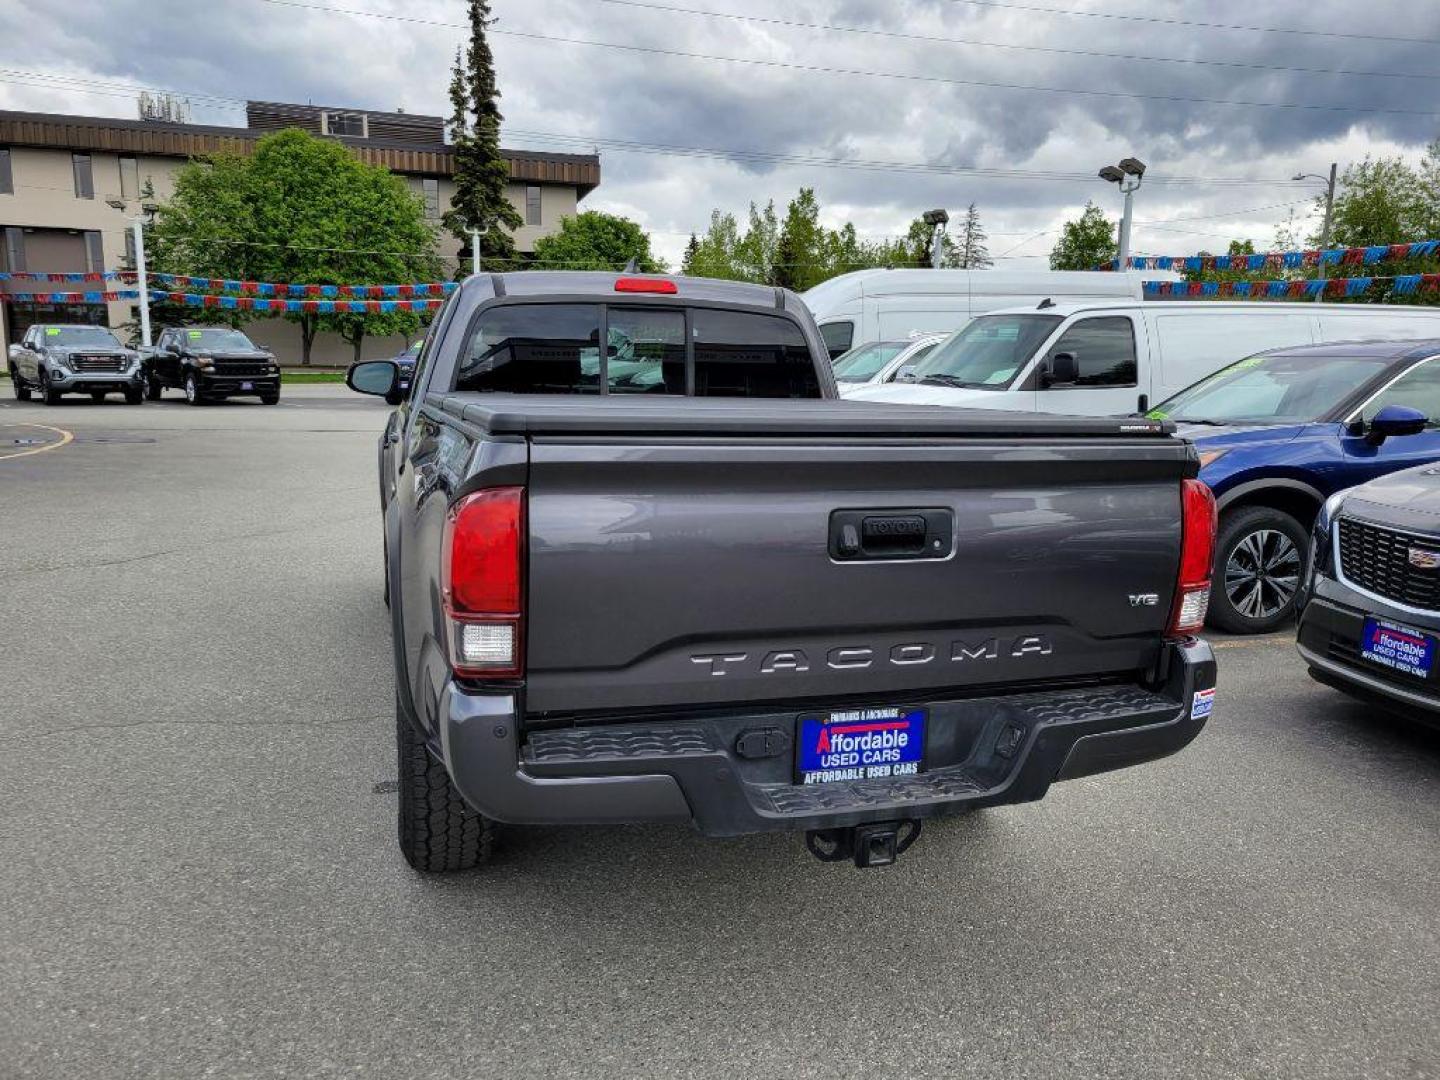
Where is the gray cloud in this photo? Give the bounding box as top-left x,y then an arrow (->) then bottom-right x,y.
4,0 -> 1438,265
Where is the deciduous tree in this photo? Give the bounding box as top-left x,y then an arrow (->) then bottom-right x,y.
1049,201 -> 1117,271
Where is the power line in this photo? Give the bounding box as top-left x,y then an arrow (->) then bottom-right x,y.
590,0 -> 1440,84
943,0 -> 1440,47
0,67 -> 1308,191
508,129 -> 1304,188
245,0 -> 1438,118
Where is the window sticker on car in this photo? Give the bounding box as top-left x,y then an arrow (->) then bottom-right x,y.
1192,687 -> 1216,719
46,328 -> 60,336
188,331 -> 203,339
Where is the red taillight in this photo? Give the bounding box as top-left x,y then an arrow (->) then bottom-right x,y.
442,487 -> 524,678
614,277 -> 677,294
1168,478 -> 1217,637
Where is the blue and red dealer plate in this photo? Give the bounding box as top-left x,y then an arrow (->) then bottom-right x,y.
1361,617 -> 1437,679
796,707 -> 926,785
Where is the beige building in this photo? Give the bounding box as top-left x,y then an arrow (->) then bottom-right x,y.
0,102 -> 600,365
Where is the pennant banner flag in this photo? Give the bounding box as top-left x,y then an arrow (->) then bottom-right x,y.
0,289 -> 141,303
149,291 -> 447,313
146,273 -> 459,298
0,271 -> 127,283
1109,240 -> 1440,272
1142,275 -> 1440,299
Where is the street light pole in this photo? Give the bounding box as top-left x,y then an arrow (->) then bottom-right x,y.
1294,163 -> 1338,249
1100,158 -> 1146,270
471,227 -> 481,276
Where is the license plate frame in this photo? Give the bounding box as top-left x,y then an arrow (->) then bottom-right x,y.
1360,617 -> 1436,678
795,706 -> 926,786
240,381 -> 254,391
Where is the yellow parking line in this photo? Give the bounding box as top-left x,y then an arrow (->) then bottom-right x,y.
0,422 -> 74,461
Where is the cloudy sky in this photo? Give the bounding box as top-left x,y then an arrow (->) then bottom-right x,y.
6,0 -> 1440,268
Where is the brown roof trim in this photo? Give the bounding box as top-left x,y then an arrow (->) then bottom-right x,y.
0,109 -> 600,196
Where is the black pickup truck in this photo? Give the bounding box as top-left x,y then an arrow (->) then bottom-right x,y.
144,326 -> 281,405
348,271 -> 1218,872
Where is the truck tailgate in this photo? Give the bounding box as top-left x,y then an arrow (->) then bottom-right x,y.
521,433 -> 1191,717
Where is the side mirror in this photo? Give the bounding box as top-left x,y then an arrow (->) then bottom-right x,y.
347,359 -> 399,398
1044,351 -> 1079,387
7,344 -> 20,360
1366,403 -> 1429,445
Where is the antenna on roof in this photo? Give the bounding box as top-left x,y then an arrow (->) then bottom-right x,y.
1038,297 -> 1055,309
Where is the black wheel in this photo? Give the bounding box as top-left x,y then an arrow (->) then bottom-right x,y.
124,386 -> 144,405
395,696 -> 495,872
260,391 -> 280,405
146,378 -> 163,401
184,373 -> 205,406
1208,506 -> 1309,635
90,390 -> 107,402
10,368 -> 30,402
40,370 -> 61,406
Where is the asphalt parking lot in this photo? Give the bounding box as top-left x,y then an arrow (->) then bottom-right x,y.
2,383 -> 1438,1080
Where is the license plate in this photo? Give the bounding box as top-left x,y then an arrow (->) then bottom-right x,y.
796,707 -> 926,785
1361,617 -> 1436,678
241,381 -> 253,390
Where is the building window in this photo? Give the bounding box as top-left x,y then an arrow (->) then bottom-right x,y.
0,148 -> 11,196
2,227 -> 25,272
84,231 -> 104,273
119,155 -> 139,200
72,153 -> 94,199
123,227 -> 137,269
525,185 -> 541,226
422,177 -> 439,219
323,111 -> 366,138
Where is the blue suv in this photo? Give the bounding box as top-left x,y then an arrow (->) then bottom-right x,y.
1150,339 -> 1440,634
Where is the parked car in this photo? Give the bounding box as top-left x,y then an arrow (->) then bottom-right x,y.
847,301 -> 1440,417
144,326 -> 281,405
346,270 -> 1217,874
832,333 -> 945,395
803,269 -> 1174,360
1150,340 -> 1440,634
7,323 -> 144,405
1298,460 -> 1440,728
394,340 -> 422,396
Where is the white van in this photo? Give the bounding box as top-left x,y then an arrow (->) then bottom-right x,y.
847,300 -> 1440,416
802,269 -> 1176,359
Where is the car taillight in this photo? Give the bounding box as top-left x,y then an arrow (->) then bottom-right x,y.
1168,478 -> 1217,637
442,487 -> 524,678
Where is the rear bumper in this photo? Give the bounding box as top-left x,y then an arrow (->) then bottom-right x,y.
438,638 -> 1215,836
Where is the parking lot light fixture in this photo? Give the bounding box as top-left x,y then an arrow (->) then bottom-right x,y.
1100,157 -> 1146,270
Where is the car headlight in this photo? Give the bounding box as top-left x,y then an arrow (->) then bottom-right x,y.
49,354 -> 69,370
1321,489 -> 1348,525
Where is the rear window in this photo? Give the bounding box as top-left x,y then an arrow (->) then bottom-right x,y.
453,303 -> 820,398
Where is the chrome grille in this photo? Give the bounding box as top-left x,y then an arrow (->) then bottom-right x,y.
1337,517 -> 1440,612
70,354 -> 125,373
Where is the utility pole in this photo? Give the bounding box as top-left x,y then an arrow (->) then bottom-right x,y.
132,218 -> 151,348
1100,158 -> 1146,270
471,227 -> 481,276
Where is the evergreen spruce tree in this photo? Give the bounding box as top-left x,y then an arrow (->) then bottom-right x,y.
443,0 -> 523,270
956,203 -> 992,269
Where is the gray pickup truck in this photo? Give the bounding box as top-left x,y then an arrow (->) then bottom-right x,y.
348,271 -> 1218,871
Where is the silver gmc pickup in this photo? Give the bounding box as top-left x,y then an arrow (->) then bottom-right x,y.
348,271 -> 1218,871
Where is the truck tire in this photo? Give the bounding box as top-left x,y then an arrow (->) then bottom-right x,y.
40,370 -> 61,406
124,386 -> 144,405
395,698 -> 496,872
1208,506 -> 1309,635
260,390 -> 280,405
11,367 -> 31,401
184,373 -> 205,406
146,378 -> 163,401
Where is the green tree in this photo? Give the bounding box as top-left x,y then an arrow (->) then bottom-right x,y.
682,210 -> 746,279
147,129 -> 441,364
530,210 -> 663,272
1049,201 -> 1117,270
736,200 -> 780,283
443,0 -> 523,269
774,188 -> 829,290
1322,156 -> 1424,247
955,203 -> 992,269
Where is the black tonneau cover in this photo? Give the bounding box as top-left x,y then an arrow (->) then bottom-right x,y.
432,394 -> 1175,439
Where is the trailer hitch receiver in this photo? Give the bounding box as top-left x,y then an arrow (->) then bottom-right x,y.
804,819 -> 922,868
